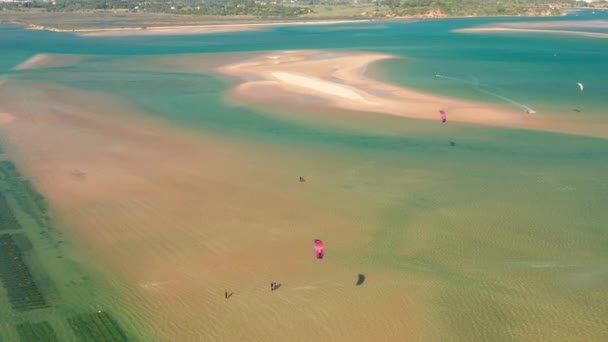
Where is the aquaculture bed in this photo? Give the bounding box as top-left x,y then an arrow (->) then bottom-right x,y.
16,321 -> 59,342
0,192 -> 21,230
68,311 -> 128,342
0,234 -> 48,311
0,160 -> 19,180
9,180 -> 49,228
0,159 -> 50,228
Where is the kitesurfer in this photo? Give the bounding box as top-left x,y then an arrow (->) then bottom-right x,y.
439,110 -> 447,123
314,239 -> 325,259
300,176 -> 305,182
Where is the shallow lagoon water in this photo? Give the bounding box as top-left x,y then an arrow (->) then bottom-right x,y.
0,11 -> 607,341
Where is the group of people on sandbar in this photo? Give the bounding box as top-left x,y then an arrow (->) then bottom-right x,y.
225,281 -> 281,300
271,281 -> 280,291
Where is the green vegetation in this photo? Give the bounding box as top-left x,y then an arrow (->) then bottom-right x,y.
387,0 -> 565,17
11,179 -> 50,228
1,0 -> 583,21
0,192 -> 22,230
300,4 -> 385,18
0,160 -> 20,180
0,160 -> 50,228
16,321 -> 59,342
0,233 -> 48,311
68,311 -> 129,342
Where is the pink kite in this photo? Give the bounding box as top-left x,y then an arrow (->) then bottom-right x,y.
440,110 -> 447,123
313,239 -> 325,259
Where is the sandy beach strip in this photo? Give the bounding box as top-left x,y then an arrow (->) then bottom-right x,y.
219,50 -> 608,138
454,27 -> 608,39
27,20 -> 369,37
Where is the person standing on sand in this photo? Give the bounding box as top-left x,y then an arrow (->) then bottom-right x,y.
225,291 -> 228,299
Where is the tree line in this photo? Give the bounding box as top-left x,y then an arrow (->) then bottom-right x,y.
3,0 -> 606,18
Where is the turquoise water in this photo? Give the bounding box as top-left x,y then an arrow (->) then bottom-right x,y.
1,11 -> 608,341
3,11 -> 608,120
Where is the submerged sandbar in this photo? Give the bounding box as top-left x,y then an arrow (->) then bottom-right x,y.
454,20 -> 608,39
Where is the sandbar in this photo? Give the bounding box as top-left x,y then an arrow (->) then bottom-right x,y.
480,20 -> 608,29
271,71 -> 378,105
454,20 -> 608,39
27,20 -> 369,37
455,27 -> 608,39
12,53 -> 90,70
219,50 -> 608,138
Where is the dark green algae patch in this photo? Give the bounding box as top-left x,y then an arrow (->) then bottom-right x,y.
0,155 -> 133,341
0,233 -> 49,311
68,311 -> 129,342
16,321 -> 59,342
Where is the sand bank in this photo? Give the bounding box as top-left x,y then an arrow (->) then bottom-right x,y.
219,50 -> 608,138
28,20 -> 369,37
271,71 -> 378,105
454,19 -> 608,39
455,27 -> 608,39
220,50 -> 513,125
478,19 -> 608,29
12,53 -> 90,71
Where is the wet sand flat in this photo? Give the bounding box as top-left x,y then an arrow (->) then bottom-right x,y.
0,79 -> 422,340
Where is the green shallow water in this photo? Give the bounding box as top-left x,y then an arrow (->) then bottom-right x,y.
1,10 -> 608,341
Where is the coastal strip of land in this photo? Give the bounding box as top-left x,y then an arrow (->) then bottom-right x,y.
218,50 -> 608,138
454,27 -> 608,39
454,19 -> 608,39
25,19 -> 369,36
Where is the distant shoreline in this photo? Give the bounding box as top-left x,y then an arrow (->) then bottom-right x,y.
22,19 -> 371,36
0,8 -> 577,36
